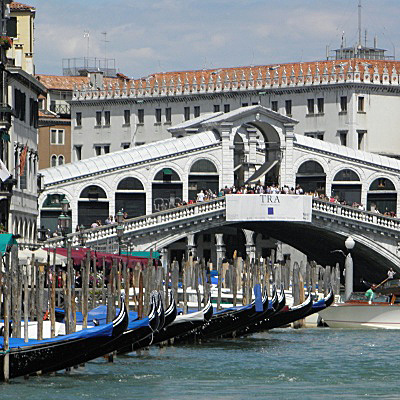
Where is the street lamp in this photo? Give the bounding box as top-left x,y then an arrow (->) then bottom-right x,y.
116,210 -> 124,224
79,224 -> 87,247
58,198 -> 71,246
37,225 -> 48,242
344,236 -> 355,301
116,224 -> 124,255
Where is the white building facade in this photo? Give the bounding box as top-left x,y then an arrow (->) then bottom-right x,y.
70,59 -> 400,162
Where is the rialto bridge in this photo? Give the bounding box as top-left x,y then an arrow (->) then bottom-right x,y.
40,105 -> 400,283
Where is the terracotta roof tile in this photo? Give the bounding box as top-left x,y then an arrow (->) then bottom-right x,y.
9,2 -> 35,11
35,74 -> 123,91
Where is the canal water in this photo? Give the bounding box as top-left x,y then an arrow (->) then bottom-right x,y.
2,328 -> 399,399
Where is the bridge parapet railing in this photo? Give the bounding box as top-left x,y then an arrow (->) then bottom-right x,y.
312,199 -> 400,230
46,197 -> 227,247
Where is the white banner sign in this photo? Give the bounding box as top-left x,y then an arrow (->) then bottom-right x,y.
225,194 -> 312,222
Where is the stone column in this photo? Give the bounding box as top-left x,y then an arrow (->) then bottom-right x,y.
243,229 -> 256,262
220,122 -> 234,188
187,233 -> 197,259
246,127 -> 258,182
215,233 -> 226,263
281,123 -> 295,189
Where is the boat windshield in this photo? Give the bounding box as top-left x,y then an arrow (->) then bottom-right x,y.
348,292 -> 390,303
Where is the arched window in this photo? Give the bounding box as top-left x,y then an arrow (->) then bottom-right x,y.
190,159 -> 217,173
297,161 -> 324,175
80,185 -> 107,200
333,169 -> 360,181
369,178 -> 395,191
58,155 -> 64,165
154,168 -> 181,182
51,155 -> 57,167
117,177 -> 144,191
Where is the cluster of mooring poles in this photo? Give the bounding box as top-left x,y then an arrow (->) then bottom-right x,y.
0,244 -> 339,382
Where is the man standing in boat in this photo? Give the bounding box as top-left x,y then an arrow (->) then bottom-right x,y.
387,268 -> 396,280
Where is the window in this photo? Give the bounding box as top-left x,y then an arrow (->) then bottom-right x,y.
124,109 -> 130,125
104,145 -> 110,154
194,106 -> 200,118
14,89 -> 26,122
96,111 -> 102,126
95,146 -> 101,156
74,145 -> 82,161
307,99 -> 314,114
76,112 -> 82,127
138,109 -> 144,124
58,155 -> 64,165
305,132 -> 324,140
155,108 -> 161,123
358,96 -> 365,112
213,105 -> 220,112
51,155 -> 57,167
165,107 -> 171,123
121,143 -> 130,149
50,129 -> 65,145
271,101 -> 278,112
29,98 -> 38,127
340,96 -> 347,112
339,131 -> 347,146
358,130 -> 366,150
224,104 -> 230,113
184,106 -> 190,121
242,103 -> 248,107
6,17 -> 17,38
285,100 -> 292,116
317,98 -> 324,113
104,111 -> 110,126
252,102 -> 258,106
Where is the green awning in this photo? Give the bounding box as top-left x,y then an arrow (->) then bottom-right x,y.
163,168 -> 172,175
1,132 -> 10,142
0,233 -> 17,255
121,250 -> 161,259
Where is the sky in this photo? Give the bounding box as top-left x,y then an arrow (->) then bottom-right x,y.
26,0 -> 400,79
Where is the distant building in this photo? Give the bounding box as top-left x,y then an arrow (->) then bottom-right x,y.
7,1 -> 35,74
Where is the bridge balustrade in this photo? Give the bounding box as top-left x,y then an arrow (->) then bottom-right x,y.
45,196 -> 400,249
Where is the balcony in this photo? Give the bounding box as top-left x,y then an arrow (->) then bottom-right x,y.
49,103 -> 71,117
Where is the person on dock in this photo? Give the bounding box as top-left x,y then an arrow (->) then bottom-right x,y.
365,284 -> 376,304
387,268 -> 396,280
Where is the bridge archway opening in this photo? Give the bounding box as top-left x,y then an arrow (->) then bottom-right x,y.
152,168 -> 183,212
331,169 -> 361,205
234,133 -> 245,186
296,161 -> 326,194
115,177 -> 146,218
188,159 -> 219,201
246,121 -> 282,185
367,178 -> 397,214
78,185 -> 109,227
40,193 -> 72,234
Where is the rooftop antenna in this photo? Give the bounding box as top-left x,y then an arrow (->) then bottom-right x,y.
358,0 -> 362,48
83,30 -> 90,60
101,31 -> 109,72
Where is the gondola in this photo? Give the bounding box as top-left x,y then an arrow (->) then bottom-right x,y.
235,286 -> 285,337
303,288 -> 334,319
261,291 -> 313,331
123,292 -> 167,353
0,294 -> 128,380
149,295 -> 213,345
191,286 -> 271,341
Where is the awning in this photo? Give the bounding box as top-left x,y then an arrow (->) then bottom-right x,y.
246,159 -> 279,184
0,233 -> 16,255
121,250 -> 160,259
47,247 -> 151,268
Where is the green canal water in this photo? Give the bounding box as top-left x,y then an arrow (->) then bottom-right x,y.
2,328 -> 399,400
